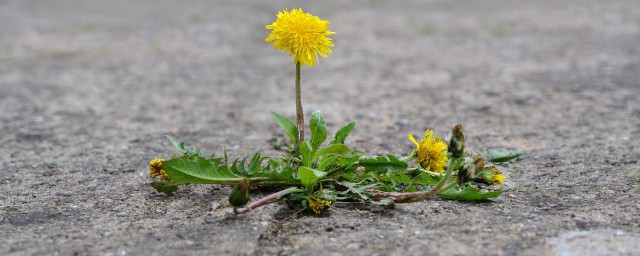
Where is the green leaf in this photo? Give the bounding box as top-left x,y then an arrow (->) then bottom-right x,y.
272,112 -> 299,145
247,151 -> 264,175
263,158 -> 299,185
165,135 -> 204,156
438,185 -> 503,201
331,122 -> 356,144
479,149 -> 526,164
152,180 -> 178,195
391,171 -> 413,183
276,188 -> 305,200
309,110 -> 328,150
315,143 -> 352,158
164,156 -> 264,185
379,171 -> 412,183
298,166 -> 327,190
337,154 -> 361,168
379,184 -> 396,192
412,172 -> 439,186
337,181 -> 378,201
357,155 -> 408,172
299,141 -> 314,167
317,155 -> 338,172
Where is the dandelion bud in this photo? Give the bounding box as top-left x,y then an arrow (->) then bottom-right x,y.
448,124 -> 465,158
458,164 -> 473,183
228,179 -> 250,208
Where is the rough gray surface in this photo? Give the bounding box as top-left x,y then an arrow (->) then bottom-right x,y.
1,0 -> 639,255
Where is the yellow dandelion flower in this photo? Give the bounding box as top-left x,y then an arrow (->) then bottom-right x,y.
265,8 -> 335,67
408,130 -> 448,173
308,197 -> 332,214
149,158 -> 168,181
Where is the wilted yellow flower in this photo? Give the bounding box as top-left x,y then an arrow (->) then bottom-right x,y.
476,166 -> 505,185
409,130 -> 448,173
149,158 -> 168,181
265,8 -> 334,67
308,197 -> 332,214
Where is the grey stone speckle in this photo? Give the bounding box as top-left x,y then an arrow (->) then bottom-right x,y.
544,230 -> 640,256
6,212 -> 59,226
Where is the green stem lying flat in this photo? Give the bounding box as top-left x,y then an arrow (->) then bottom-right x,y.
419,169 -> 443,177
404,167 -> 442,177
235,187 -> 299,214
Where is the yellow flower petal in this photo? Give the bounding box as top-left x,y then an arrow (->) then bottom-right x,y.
409,130 -> 448,173
408,133 -> 419,146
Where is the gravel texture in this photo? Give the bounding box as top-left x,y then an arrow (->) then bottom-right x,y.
1,0 -> 639,255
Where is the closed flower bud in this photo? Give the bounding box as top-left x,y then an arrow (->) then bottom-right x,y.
457,164 -> 473,183
448,124 -> 465,158
228,179 -> 250,208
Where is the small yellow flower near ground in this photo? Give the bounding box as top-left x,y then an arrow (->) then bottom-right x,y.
308,197 -> 332,214
149,158 -> 168,181
492,171 -> 505,185
476,166 -> 505,185
265,8 -> 335,67
408,130 -> 448,173
487,167 -> 505,185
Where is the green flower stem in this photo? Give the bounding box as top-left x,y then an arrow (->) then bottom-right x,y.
235,187 -> 299,214
295,61 -> 304,143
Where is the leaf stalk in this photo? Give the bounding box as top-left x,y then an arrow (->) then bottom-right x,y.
235,187 -> 299,214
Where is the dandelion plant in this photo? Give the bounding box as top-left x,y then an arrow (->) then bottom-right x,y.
148,7 -> 519,215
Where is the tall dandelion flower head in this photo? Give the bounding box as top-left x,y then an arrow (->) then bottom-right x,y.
408,130 -> 448,173
265,8 -> 335,67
